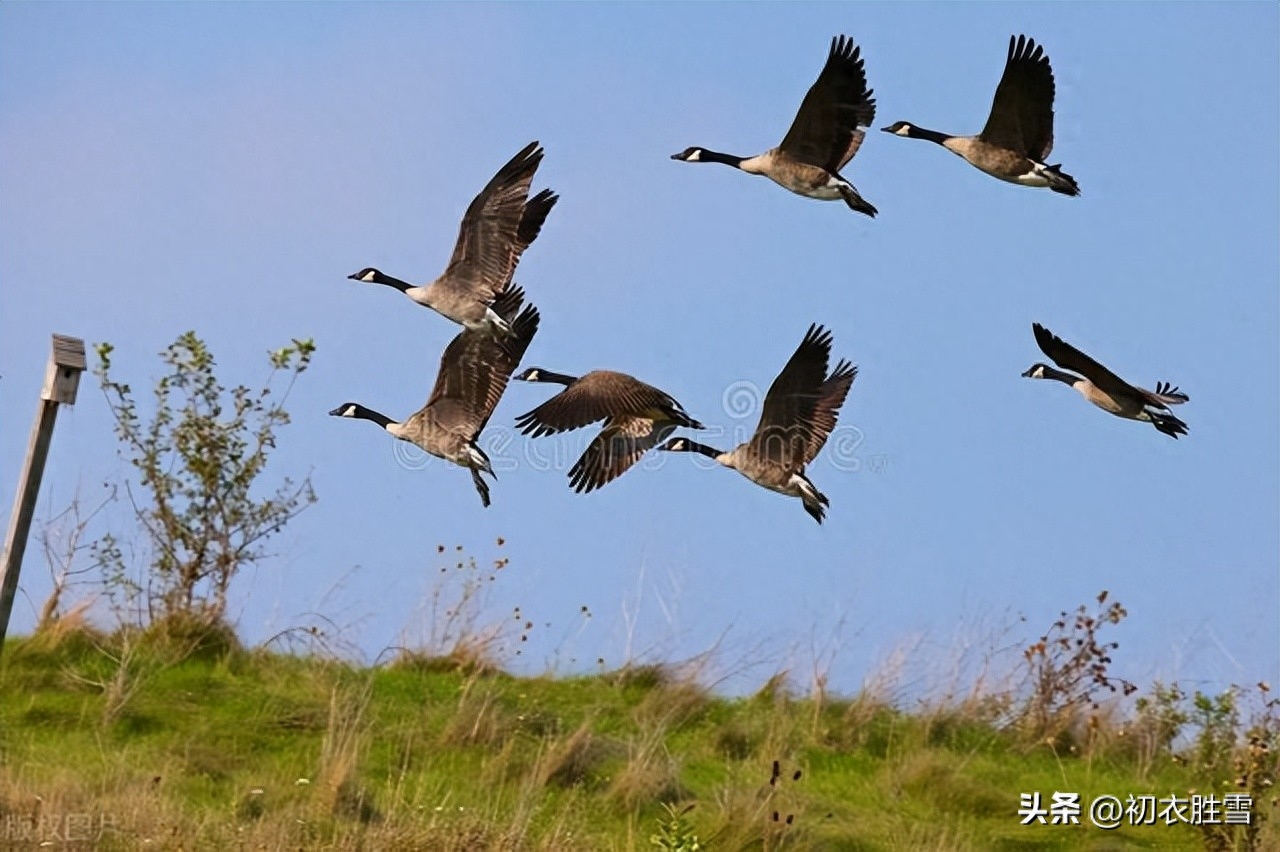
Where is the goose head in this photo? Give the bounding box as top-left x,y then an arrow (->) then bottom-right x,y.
1021,363 -> 1050,379
880,121 -> 917,137
329,401 -> 395,431
514,367 -> 576,385
671,147 -> 706,162
347,267 -> 383,284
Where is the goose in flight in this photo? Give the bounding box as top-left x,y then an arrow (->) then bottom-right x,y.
349,141 -> 557,335
1022,322 -> 1188,438
514,368 -> 704,493
660,325 -> 857,523
882,35 -> 1079,196
330,288 -> 540,505
672,36 -> 879,216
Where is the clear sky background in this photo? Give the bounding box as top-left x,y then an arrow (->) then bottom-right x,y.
2,3 -> 1276,697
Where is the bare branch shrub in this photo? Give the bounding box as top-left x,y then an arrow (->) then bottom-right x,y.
35,487 -> 115,631
1017,590 -> 1137,747
91,332 -> 316,630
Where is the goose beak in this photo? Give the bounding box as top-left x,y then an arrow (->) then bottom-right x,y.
1020,367 -> 1036,378
670,152 -> 684,160
345,273 -> 361,281
328,405 -> 346,416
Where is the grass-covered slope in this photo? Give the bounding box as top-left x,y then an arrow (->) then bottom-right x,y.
0,628 -> 1272,851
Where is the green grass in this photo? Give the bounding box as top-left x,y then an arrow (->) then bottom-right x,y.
0,629 -> 1272,851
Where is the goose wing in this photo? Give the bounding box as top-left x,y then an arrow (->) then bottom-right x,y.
1032,323 -> 1147,402
512,188 -> 558,264
568,417 -> 673,494
801,360 -> 857,464
979,35 -> 1057,160
515,371 -> 692,438
425,296 -> 540,437
778,35 -> 877,173
443,141 -> 550,300
747,324 -> 834,466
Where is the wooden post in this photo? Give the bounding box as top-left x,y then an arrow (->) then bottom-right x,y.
0,334 -> 87,652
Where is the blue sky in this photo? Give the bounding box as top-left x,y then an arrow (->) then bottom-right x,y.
2,3 -> 1276,696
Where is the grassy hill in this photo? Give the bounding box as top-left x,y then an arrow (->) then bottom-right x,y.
1,620 -> 1274,851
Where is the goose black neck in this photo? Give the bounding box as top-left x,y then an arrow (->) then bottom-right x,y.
375,272 -> 413,293
699,150 -> 746,168
678,439 -> 723,459
535,370 -> 579,386
352,405 -> 395,429
907,125 -> 953,146
1043,366 -> 1081,386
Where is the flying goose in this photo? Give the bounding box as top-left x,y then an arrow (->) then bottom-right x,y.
881,35 -> 1080,196
672,35 -> 879,217
1022,323 -> 1188,438
659,325 -> 857,523
349,141 -> 557,335
330,288 -> 540,506
513,369 -> 705,493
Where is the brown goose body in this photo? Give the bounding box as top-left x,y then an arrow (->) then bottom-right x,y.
349,141 -> 558,334
330,289 -> 540,506
882,35 -> 1079,196
514,369 -> 704,493
673,35 -> 878,217
735,151 -> 856,201
1022,322 -> 1189,438
660,325 -> 857,524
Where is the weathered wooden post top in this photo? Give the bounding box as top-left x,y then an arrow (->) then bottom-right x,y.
44,334 -> 88,404
0,333 -> 88,653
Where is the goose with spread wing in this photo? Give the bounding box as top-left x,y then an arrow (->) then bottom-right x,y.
659,325 -> 857,523
330,289 -> 540,506
349,141 -> 557,335
882,35 -> 1079,196
514,368 -> 704,493
1022,323 -> 1188,438
672,36 -> 879,216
